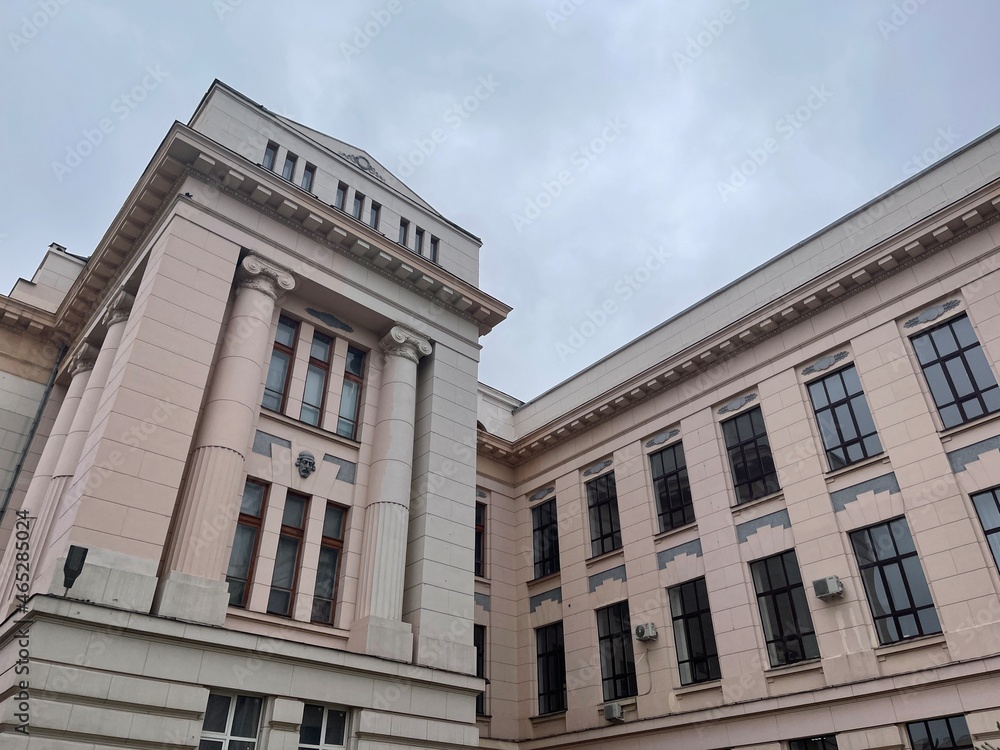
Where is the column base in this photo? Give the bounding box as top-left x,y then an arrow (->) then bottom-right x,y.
46,546 -> 158,613
154,570 -> 231,626
348,615 -> 413,662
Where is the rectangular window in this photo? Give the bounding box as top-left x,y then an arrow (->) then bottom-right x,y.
398,218 -> 409,246
335,182 -> 348,211
650,442 -> 694,532
267,492 -> 308,616
282,152 -> 297,181
200,693 -> 263,749
352,191 -> 365,220
263,316 -> 298,412
723,406 -> 780,504
906,715 -> 973,750
850,517 -> 941,644
808,364 -> 882,470
368,201 -> 381,229
912,313 -> 1000,429
262,141 -> 278,171
302,163 -> 316,192
414,227 -> 425,255
586,472 -> 622,557
971,486 -> 1000,571
475,501 -> 486,578
536,622 -> 567,714
429,236 -> 439,262
474,624 -> 487,716
300,332 -> 332,427
532,498 -> 560,579
750,550 -> 819,667
225,480 -> 267,607
789,737 -> 839,750
336,346 -> 366,439
596,601 -> 637,701
299,704 -> 348,749
311,503 -> 346,624
669,577 -> 721,685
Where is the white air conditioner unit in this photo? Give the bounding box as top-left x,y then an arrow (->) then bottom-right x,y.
604,702 -> 624,722
813,575 -> 844,600
634,622 -> 658,641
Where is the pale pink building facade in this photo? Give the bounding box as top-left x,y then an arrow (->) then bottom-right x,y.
0,81 -> 1000,750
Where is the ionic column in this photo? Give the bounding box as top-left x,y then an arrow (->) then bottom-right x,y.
349,325 -> 432,662
155,253 -> 294,624
32,292 -> 133,589
0,346 -> 95,611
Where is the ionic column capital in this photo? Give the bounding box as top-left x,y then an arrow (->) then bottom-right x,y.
379,325 -> 432,364
69,343 -> 99,376
237,253 -> 295,300
102,290 -> 135,328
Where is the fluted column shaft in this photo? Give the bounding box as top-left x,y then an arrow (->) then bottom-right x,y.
163,254 -> 294,581
356,326 -> 432,622
0,351 -> 94,609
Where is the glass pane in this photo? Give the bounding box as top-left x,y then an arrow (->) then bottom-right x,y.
870,524 -> 895,560
918,606 -> 941,635
300,403 -> 320,426
863,434 -> 883,456
722,419 -> 739,447
901,556 -> 933,607
851,395 -> 877,435
851,530 -> 876,565
300,704 -> 324,744
808,381 -> 828,408
931,325 -> 959,357
324,505 -> 345,539
232,695 -> 262,737
303,365 -> 327,408
203,694 -> 231,732
311,334 -> 332,362
862,568 -> 891,616
908,721 -> 931,750
265,351 -> 291,396
339,381 -> 360,421
345,347 -> 365,377
267,588 -> 291,615
785,553 -> 803,584
883,563 -> 912,610
226,524 -> 257,580
898,613 -> 918,638
226,578 -> 246,607
271,536 -> 301,588
325,709 -> 347,744
842,365 -> 863,395
945,357 -> 975,398
240,482 -> 265,517
846,442 -> 864,463
890,519 -> 915,554
835,403 -> 858,441
825,373 -> 846,403
766,555 -> 787,588
961,397 -> 984,420
282,496 -> 307,529
940,404 -> 963,428
817,410 -> 840,450
228,742 -> 255,750
749,408 -> 766,437
952,315 -> 978,347
314,546 -> 340,600
276,318 -> 297,347
964,345 -> 998,390
912,333 -> 937,365
199,742 -> 223,750
262,390 -> 282,412
973,492 -> 1000,531
949,715 -> 972,745
750,560 -> 769,592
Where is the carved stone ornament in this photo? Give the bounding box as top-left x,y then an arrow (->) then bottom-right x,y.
102,289 -> 135,328
529,487 -> 554,502
338,152 -> 384,182
237,253 -> 296,300
802,351 -> 849,376
306,307 -> 353,333
583,458 -> 613,477
295,450 -> 317,478
718,393 -> 758,415
70,343 -> 99,376
380,325 -> 432,364
476,489 -> 487,498
903,299 -> 961,329
645,429 -> 680,448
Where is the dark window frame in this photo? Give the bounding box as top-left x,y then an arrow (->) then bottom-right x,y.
398,218 -> 410,246
311,502 -> 347,625
668,577 -> 721,686
789,737 -> 839,750
649,442 -> 694,532
301,163 -> 316,192
971,486 -> 1000,572
536,622 -> 567,715
474,624 -> 487,716
262,141 -> 278,171
807,364 -> 883,471
352,191 -> 365,220
722,405 -> 780,504
263,316 -> 298,413
368,201 -> 381,229
300,331 -> 332,427
596,600 -> 637,701
475,501 -> 487,578
531,498 -> 560,579
335,182 -> 348,211
586,471 -> 622,558
850,517 -> 941,645
905,714 -> 973,750
750,550 -> 820,667
336,346 -> 366,440
225,479 -> 268,608
911,313 -> 1000,429
414,226 -> 425,255
266,491 -> 308,617
282,152 -> 297,181
429,236 -> 439,263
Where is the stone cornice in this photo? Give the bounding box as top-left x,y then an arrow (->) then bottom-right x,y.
479,184 -> 1000,467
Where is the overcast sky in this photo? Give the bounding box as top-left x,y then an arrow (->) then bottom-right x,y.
3,1 -> 1000,404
